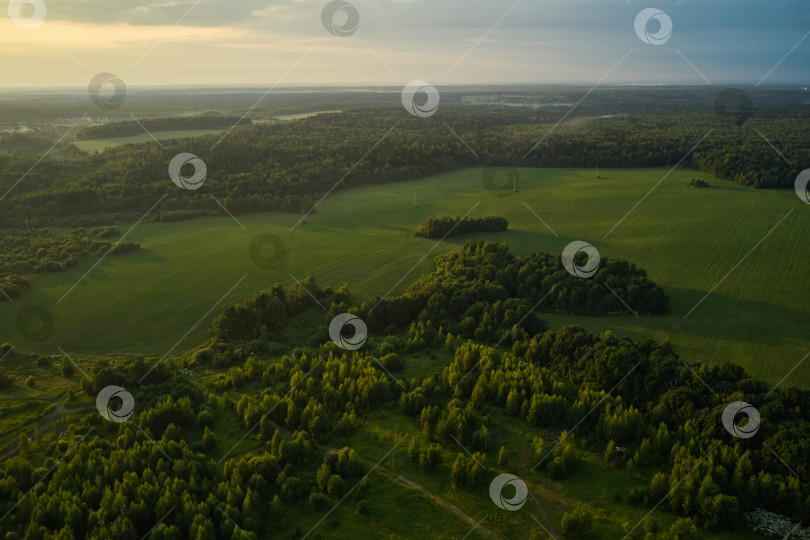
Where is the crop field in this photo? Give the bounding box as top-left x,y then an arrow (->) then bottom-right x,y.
2,166 -> 807,389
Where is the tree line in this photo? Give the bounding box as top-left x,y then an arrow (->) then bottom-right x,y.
2,106 -> 809,230
0,229 -> 139,301
415,215 -> 508,239
74,114 -> 252,141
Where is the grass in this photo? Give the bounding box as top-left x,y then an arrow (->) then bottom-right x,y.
0,351 -> 95,457
1,167 -> 808,389
72,129 -> 226,153
273,110 -> 342,121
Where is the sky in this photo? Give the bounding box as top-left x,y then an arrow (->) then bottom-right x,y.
0,0 -> 808,88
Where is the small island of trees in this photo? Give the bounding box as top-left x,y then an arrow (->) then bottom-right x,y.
415,215 -> 508,239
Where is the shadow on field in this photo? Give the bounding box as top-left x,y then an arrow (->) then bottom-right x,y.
664,285 -> 809,347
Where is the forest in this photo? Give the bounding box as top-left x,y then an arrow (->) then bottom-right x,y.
1,101 -> 809,230
1,241 -> 801,538
414,215 -> 508,239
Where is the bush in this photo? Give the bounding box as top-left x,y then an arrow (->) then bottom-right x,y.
196,409 -> 215,427
61,358 -> 74,378
191,348 -> 214,365
201,426 -> 218,451
379,353 -> 403,372
327,475 -> 345,497
547,456 -> 567,479
93,226 -> 121,238
419,444 -> 442,471
0,369 -> 13,389
649,472 -> 669,501
309,492 -> 330,512
109,240 -> 139,255
661,518 -> 701,539
560,504 -> 592,537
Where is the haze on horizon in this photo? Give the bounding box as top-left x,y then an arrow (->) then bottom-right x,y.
0,0 -> 808,89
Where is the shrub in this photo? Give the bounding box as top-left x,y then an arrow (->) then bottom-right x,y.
560,503 -> 592,537
309,492 -> 330,512
0,369 -> 13,389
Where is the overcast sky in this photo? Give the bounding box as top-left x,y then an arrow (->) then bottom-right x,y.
1,0 -> 808,88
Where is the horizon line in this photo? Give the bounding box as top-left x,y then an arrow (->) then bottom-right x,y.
0,82 -> 808,92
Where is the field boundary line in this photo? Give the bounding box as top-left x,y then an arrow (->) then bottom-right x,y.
210,195 -> 246,229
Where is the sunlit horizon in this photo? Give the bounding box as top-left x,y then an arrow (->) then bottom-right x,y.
1,0 -> 807,88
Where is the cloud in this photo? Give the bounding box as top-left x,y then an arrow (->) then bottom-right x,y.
1,0 -> 808,86
4,21 -> 246,47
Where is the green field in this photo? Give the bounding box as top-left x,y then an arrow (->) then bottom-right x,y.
273,110 -> 342,121
72,129 -> 226,152
2,167 -> 808,389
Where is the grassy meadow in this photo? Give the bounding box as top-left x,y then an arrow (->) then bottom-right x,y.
273,110 -> 342,121
72,129 -> 226,153
1,167 -> 807,389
